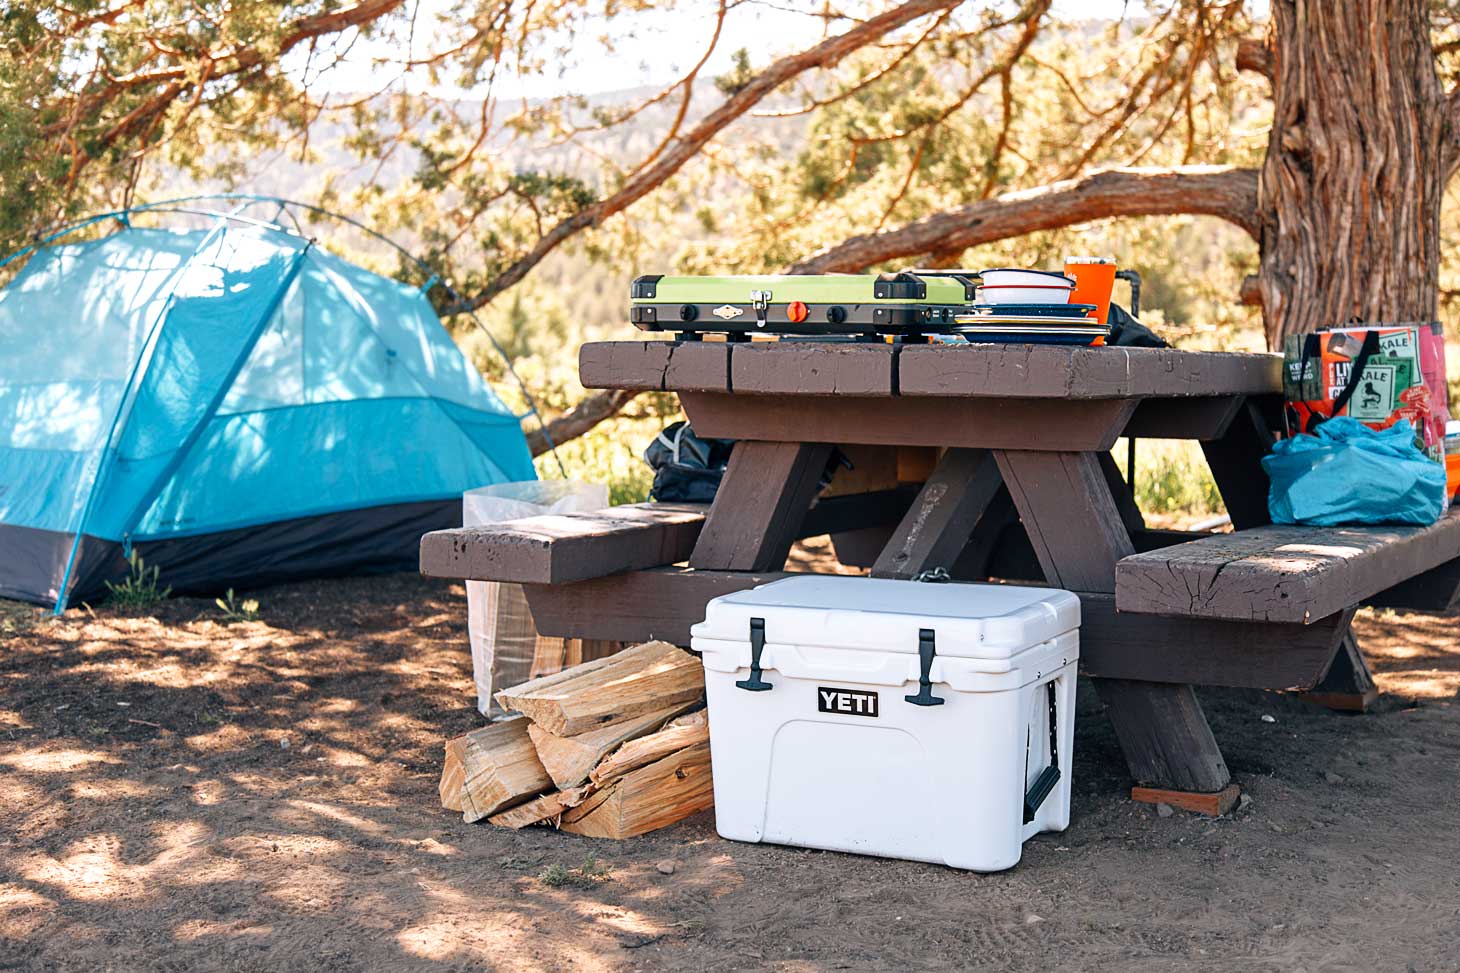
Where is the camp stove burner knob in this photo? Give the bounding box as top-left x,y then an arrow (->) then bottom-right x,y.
678,304 -> 698,322
826,305 -> 847,325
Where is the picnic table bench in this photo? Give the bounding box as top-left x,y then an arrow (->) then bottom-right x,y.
422,339 -> 1460,815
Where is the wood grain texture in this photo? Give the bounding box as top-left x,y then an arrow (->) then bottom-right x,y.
527,703 -> 695,789
419,502 -> 707,584
681,392 -> 1139,452
1364,555 -> 1460,612
1095,679 -> 1231,793
871,448 -> 1002,579
445,719 -> 553,823
1115,509 -> 1460,623
524,568 -> 793,645
729,342 -> 894,396
579,340 -> 731,392
524,568 -> 1347,691
495,640 -> 703,736
994,449 -> 1136,591
589,710 -> 709,787
558,741 -> 714,839
1132,783 -> 1241,816
690,441 -> 833,571
1301,630 -> 1378,713
898,345 -> 1281,399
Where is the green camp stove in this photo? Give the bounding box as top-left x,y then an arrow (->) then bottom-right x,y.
628,272 -> 978,340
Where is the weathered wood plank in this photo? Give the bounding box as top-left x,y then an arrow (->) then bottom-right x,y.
871,449 -> 1002,579
898,345 -> 1281,400
802,486 -> 919,538
524,568 -> 1345,690
690,441 -> 833,571
523,568 -> 792,645
1301,629 -> 1378,713
1123,396 -> 1245,441
419,502 -> 707,584
1364,555 -> 1460,612
730,342 -> 894,396
681,392 -> 1140,452
994,449 -> 1135,590
579,340 -> 730,392
1116,509 -> 1460,623
1200,397 -> 1278,531
1095,679 -> 1231,793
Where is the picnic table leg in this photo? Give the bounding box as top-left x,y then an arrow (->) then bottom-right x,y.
995,448 -> 1239,815
1200,400 -> 1381,715
1302,630 -> 1379,713
690,440 -> 833,571
870,448 -> 1002,579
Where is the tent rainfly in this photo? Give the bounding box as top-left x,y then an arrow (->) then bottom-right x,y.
0,218 -> 536,611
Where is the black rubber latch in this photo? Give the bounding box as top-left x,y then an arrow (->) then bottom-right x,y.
1022,681 -> 1061,823
678,303 -> 698,321
736,617 -> 773,692
631,274 -> 663,299
904,628 -> 945,706
873,271 -> 927,301
826,305 -> 847,325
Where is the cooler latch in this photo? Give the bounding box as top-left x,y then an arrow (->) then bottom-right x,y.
1023,681 -> 1061,823
750,289 -> 771,328
736,617 -> 773,692
904,628 -> 945,707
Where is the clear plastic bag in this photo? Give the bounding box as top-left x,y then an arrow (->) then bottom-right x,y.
463,481 -> 608,717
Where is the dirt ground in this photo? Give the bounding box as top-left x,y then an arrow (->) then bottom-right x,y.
2,559 -> 1460,972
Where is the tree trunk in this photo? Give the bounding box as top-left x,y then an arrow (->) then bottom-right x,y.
1257,0 -> 1446,348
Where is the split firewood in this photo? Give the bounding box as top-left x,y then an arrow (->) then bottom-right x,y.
527,702 -> 696,790
495,640 -> 703,736
439,741 -> 466,813
487,785 -> 592,829
444,718 -> 553,823
560,740 -> 713,840
589,710 -> 710,788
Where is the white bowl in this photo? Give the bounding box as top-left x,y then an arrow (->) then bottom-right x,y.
977,284 -> 1073,305
976,268 -> 1074,305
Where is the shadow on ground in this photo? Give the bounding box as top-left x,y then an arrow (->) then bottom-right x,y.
1,571 -> 1458,971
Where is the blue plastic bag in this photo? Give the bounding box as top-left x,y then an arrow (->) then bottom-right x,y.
1263,417 -> 1446,526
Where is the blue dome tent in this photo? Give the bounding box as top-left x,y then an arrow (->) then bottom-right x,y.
0,202 -> 537,611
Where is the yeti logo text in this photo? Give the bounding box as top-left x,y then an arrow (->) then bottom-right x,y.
817,687 -> 879,718
712,304 -> 743,320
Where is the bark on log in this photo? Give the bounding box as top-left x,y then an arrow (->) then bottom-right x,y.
789,166 -> 1260,274
1257,0 -> 1446,345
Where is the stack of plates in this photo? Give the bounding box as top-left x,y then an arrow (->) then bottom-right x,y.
952,303 -> 1111,346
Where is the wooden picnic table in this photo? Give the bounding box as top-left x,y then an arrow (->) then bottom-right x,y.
423,338 -> 1460,815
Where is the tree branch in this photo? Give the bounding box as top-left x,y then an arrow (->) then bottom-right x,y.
525,389 -> 641,457
450,0 -> 965,313
1443,85 -> 1460,182
788,165 -> 1261,274
1235,36 -> 1272,80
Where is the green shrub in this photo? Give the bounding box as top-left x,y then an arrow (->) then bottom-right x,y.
215,588 -> 261,622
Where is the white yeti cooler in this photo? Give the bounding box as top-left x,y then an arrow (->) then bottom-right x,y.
691,575 -> 1079,872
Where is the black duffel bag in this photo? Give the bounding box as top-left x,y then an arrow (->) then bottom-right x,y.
644,421 -> 736,503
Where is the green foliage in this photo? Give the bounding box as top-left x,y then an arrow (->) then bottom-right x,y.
103,551 -> 171,612
215,589 -> 261,623
538,857 -> 613,887
1113,439 -> 1225,521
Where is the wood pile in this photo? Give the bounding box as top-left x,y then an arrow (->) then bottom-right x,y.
438,640 -> 713,839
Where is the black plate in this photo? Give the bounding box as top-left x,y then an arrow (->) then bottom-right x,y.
966,303 -> 1096,318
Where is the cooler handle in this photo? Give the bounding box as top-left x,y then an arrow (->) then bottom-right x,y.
735,617 -> 773,692
904,628 -> 946,707
1023,680 -> 1061,823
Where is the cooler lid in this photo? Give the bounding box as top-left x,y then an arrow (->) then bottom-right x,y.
694,576 -> 1080,661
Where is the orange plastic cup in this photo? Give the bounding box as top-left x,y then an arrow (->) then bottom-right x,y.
1064,256 -> 1117,324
